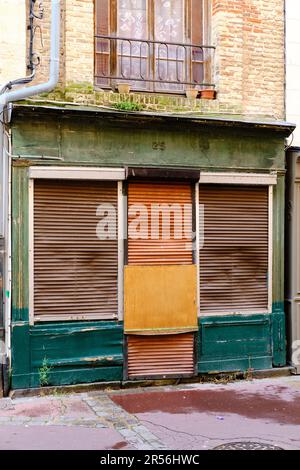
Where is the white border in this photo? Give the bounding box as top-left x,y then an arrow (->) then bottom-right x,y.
118,181 -> 124,321
200,172 -> 277,186
28,166 -> 126,180
268,185 -> 273,313
198,174 -> 274,317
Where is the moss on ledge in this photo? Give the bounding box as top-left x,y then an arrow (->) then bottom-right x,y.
19,81 -> 224,114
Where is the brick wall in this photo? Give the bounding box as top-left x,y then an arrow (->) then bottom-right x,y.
26,0 -> 285,119
0,0 -> 26,84
28,0 -> 93,85
213,0 -> 285,118
65,0 -> 94,84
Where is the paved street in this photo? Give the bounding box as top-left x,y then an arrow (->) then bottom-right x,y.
0,376 -> 300,450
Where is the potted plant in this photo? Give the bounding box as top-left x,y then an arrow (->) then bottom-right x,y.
185,88 -> 199,99
200,88 -> 216,99
117,83 -> 131,94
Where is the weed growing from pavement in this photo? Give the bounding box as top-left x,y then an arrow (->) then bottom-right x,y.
198,372 -> 242,385
52,388 -> 67,398
38,358 -> 52,387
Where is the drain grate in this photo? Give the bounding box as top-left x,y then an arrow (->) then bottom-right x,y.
213,441 -> 283,450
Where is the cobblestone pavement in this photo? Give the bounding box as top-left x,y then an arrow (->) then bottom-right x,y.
0,389 -> 166,450
1,376 -> 300,450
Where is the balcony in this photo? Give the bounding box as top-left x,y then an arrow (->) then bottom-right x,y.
94,35 -> 215,94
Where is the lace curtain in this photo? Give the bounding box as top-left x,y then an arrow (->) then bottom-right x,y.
117,0 -> 185,91
118,0 -> 148,89
154,0 -> 185,90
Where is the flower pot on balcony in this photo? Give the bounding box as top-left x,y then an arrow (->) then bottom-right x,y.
117,83 -> 131,94
200,89 -> 216,100
185,88 -> 199,99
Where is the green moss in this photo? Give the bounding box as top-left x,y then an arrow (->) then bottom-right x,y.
112,101 -> 144,111
65,82 -> 94,94
12,81 -> 222,114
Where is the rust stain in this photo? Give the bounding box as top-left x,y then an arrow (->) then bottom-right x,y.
109,441 -> 129,450
81,356 -> 114,362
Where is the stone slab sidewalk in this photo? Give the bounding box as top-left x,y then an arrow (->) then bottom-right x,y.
0,376 -> 300,450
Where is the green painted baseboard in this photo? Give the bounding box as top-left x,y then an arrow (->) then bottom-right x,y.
197,314 -> 274,373
12,367 -> 123,389
11,320 -> 124,389
11,310 -> 285,389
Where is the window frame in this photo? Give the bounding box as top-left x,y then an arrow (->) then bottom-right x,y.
29,168 -> 275,324
28,166 -> 125,325
196,172 -> 276,317
94,0 -> 212,92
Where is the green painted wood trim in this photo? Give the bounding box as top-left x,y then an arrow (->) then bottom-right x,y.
198,356 -> 272,373
271,305 -> 286,367
11,323 -> 31,387
12,105 -> 295,135
11,113 -> 286,171
11,311 -> 281,389
197,314 -> 273,373
11,166 -> 29,323
12,367 -> 123,389
272,175 -> 287,366
11,320 -> 124,389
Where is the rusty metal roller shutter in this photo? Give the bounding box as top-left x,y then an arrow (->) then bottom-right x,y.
34,179 -> 118,320
199,185 -> 269,313
127,181 -> 193,265
127,333 -> 195,378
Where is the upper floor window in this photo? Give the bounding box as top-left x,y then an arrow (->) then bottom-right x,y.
95,0 -> 213,93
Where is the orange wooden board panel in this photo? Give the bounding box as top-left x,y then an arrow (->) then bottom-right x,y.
124,265 -> 198,333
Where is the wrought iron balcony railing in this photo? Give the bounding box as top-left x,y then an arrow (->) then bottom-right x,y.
95,35 -> 215,93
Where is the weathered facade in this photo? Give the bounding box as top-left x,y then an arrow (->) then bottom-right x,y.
6,0 -> 294,389
0,0 -> 26,396
10,106 -> 293,388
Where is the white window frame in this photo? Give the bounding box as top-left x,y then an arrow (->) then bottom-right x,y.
29,166 -> 125,325
196,172 -> 276,317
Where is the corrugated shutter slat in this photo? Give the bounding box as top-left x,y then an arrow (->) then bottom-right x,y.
33,179 -> 118,319
126,181 -> 196,379
199,185 -> 269,313
128,181 -> 193,265
127,333 -> 195,378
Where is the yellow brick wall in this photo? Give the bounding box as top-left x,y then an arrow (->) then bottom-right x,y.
31,0 -> 93,86
23,0 -> 284,118
212,0 -> 285,118
65,0 -> 94,84
0,0 -> 26,84
27,0 -> 65,85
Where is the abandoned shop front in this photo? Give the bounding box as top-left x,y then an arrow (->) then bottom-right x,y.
9,105 -> 294,388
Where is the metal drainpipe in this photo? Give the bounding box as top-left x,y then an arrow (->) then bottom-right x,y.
0,0 -> 61,395
0,0 -> 61,106
1,125 -> 11,397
